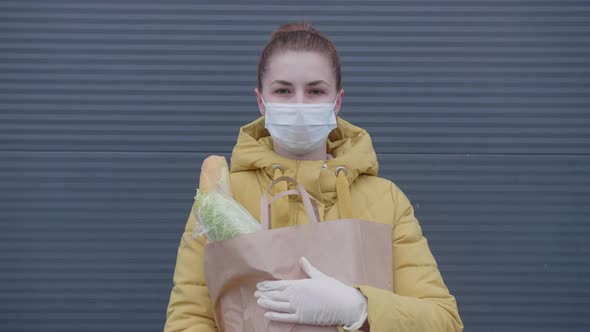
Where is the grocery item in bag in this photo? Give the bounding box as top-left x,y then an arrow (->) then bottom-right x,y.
192,156 -> 261,241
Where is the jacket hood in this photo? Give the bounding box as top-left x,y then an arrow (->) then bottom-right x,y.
230,115 -> 379,208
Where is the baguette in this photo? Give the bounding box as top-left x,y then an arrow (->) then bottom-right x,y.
199,155 -> 232,197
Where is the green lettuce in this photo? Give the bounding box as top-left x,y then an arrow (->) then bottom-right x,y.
192,189 -> 261,242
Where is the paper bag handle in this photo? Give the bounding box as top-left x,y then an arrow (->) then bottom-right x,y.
260,176 -> 320,230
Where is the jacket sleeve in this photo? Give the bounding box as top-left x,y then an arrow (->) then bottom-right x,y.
341,183 -> 464,332
164,198 -> 218,332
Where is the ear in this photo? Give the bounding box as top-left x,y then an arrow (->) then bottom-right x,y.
254,87 -> 266,116
334,89 -> 344,116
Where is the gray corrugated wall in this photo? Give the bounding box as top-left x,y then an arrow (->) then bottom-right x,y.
0,0 -> 588,331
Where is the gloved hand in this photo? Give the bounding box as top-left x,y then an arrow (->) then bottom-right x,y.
254,256 -> 368,330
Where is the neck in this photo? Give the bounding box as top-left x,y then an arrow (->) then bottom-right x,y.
272,140 -> 328,161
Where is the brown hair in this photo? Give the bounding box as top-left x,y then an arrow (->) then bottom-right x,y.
257,22 -> 342,93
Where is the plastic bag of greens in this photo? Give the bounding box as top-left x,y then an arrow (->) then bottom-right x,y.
192,188 -> 261,242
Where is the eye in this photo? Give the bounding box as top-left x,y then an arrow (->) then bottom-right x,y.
274,89 -> 290,94
309,89 -> 325,95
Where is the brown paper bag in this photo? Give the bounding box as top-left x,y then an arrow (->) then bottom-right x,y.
204,176 -> 393,332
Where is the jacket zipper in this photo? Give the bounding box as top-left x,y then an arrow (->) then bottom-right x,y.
294,160 -> 300,226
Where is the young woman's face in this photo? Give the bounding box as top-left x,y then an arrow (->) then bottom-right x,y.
255,50 -> 343,116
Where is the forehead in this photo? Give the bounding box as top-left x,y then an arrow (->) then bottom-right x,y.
264,50 -> 334,85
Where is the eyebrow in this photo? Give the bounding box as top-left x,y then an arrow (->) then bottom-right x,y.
271,80 -> 330,87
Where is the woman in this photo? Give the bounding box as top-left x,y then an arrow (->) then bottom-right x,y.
164,22 -> 463,332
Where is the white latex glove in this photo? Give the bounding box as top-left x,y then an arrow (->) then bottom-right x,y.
254,257 -> 368,330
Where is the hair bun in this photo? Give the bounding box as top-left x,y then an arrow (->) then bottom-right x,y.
270,22 -> 318,40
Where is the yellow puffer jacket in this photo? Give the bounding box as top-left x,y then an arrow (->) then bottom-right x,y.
164,116 -> 464,332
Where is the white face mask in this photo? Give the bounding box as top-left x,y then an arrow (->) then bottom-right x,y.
261,96 -> 338,155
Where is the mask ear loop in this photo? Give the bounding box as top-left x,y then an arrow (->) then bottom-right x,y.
260,95 -> 268,113
331,97 -> 339,118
